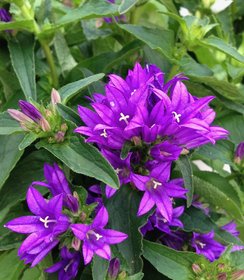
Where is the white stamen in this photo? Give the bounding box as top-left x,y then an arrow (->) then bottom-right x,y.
198,242 -> 206,249
162,218 -> 168,223
131,89 -> 136,96
100,129 -> 108,138
115,168 -> 122,174
119,113 -> 130,125
152,180 -> 162,189
39,216 -> 56,228
110,101 -> 115,107
95,233 -> 103,241
172,111 -> 181,123
151,124 -> 156,128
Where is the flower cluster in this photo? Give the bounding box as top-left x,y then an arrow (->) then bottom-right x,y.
5,164 -> 127,279
74,63 -> 244,262
8,89 -> 68,143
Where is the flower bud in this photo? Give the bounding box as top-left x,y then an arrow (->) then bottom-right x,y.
55,131 -> 65,143
8,109 -> 34,124
217,272 -> 227,280
72,236 -> 81,251
39,118 -> 51,132
18,100 -> 43,122
232,270 -> 244,280
192,263 -> 202,274
234,142 -> 244,165
61,123 -> 68,132
51,88 -> 61,105
108,258 -> 120,280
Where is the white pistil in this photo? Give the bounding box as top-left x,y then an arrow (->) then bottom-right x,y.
119,113 -> 130,125
197,241 -> 206,249
100,129 -> 108,138
110,101 -> 115,107
172,111 -> 181,123
39,216 -> 56,228
115,168 -> 122,174
152,180 -> 162,189
95,233 -> 103,241
131,89 -> 136,96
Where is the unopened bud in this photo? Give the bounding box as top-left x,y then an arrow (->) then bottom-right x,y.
80,212 -> 87,222
51,88 -> 61,105
192,263 -> 202,274
61,123 -> 68,132
108,258 -> 120,280
95,18 -> 103,28
232,270 -> 244,280
234,142 -> 244,165
72,236 -> 81,251
181,148 -> 189,155
55,131 -> 65,142
39,118 -> 51,132
45,109 -> 52,118
132,136 -> 142,146
217,263 -> 225,271
8,109 -> 34,123
218,272 -> 227,280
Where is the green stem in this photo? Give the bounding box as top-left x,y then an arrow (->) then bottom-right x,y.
20,3 -> 59,88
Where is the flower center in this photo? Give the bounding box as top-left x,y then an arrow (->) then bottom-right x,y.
39,216 -> 56,228
119,113 -> 130,125
172,111 -> 181,123
152,180 -> 162,189
87,230 -> 103,241
100,129 -> 108,138
196,241 -> 206,249
131,89 -> 136,96
115,168 -> 122,174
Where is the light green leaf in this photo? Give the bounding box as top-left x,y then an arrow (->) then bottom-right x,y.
0,20 -> 34,32
106,185 -> 149,275
200,36 -> 244,63
0,134 -> 24,190
0,112 -> 23,135
18,133 -> 38,150
36,136 -> 119,189
143,240 -> 207,280
193,173 -> 243,221
53,32 -> 77,77
118,0 -> 139,14
59,74 -> 105,104
119,24 -> 175,60
8,35 -> 36,101
176,155 -> 194,207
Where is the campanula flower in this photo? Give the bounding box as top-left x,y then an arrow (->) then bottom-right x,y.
222,221 -> 244,252
235,142 -> 244,164
4,187 -> 70,266
71,206 -> 127,264
0,8 -> 11,22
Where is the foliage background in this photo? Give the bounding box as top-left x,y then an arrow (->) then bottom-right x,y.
0,0 -> 244,279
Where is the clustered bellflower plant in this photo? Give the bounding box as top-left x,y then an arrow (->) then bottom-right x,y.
1,0 -> 244,279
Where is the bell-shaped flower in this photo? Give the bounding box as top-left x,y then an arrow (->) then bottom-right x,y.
4,187 -> 70,266
71,206 -> 127,264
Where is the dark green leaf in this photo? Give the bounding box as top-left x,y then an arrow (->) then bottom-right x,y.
0,112 -> 23,135
200,36 -> 244,63
0,134 -> 24,190
92,255 -> 109,280
59,74 -> 105,104
8,35 -> 36,101
36,136 -> 119,189
118,0 -> 139,14
143,240 -> 207,280
0,20 -> 34,32
193,173 -> 243,221
57,103 -> 81,126
106,185 -> 148,275
176,155 -> 194,207
119,24 -> 175,60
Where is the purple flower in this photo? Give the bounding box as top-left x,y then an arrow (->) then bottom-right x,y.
31,163 -> 79,213
192,195 -> 210,216
0,8 -> 11,22
4,187 -> 70,266
18,100 -> 43,122
86,185 -> 103,212
108,258 -> 120,280
71,206 -> 128,264
235,142 -> 244,164
160,231 -> 187,251
132,162 -> 187,220
103,0 -> 126,23
191,231 -> 225,262
46,247 -> 81,280
222,221 -> 244,252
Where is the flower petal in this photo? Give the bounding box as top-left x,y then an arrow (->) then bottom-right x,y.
92,206 -> 109,228
137,192 -> 155,216
4,216 -> 43,234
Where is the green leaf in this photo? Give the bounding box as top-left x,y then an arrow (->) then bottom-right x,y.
0,112 -> 23,135
120,141 -> 133,160
92,255 -> 109,280
200,36 -> 244,63
158,0 -> 178,14
143,240 -> 207,280
193,173 -> 243,221
0,20 -> 34,32
57,103 -> 81,126
0,249 -> 26,279
0,150 -> 54,219
55,0 -> 118,27
105,185 -> 148,275
59,74 -> 105,104
181,207 -> 243,245
0,134 -> 24,190
8,35 -> 36,101
36,136 -> 119,189
119,24 -> 175,60
176,155 -> 194,207
118,0 -> 139,14
18,133 -> 38,150
53,32 -> 77,77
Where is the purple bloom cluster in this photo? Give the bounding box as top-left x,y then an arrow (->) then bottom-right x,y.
75,63 -> 229,260
5,164 -> 127,279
